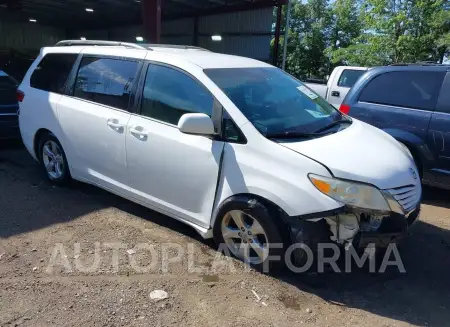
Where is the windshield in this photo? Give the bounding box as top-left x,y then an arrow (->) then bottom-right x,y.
205,67 -> 346,137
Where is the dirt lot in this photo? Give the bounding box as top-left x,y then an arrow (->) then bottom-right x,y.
1,142 -> 450,327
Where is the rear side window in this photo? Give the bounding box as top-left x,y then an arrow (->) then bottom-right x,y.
337,69 -> 365,88
359,71 -> 445,111
30,53 -> 77,93
73,57 -> 140,111
140,64 -> 213,125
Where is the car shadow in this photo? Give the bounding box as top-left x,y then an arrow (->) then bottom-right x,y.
96,178 -> 450,326
0,142 -> 109,239
0,139 -> 23,150
1,143 -> 450,326
273,218 -> 450,326
422,185 -> 450,210
0,142 -> 205,241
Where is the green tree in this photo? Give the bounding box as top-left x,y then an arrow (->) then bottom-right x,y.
303,0 -> 332,77
432,2 -> 450,63
272,0 -> 333,79
272,0 -> 448,79
327,0 -> 363,67
329,0 -> 450,65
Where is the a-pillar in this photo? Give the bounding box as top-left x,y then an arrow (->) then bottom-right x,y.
142,0 -> 162,43
272,4 -> 282,66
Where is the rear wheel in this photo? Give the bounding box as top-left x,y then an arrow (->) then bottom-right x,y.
38,133 -> 71,185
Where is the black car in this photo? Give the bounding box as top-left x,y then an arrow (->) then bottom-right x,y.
341,64 -> 450,189
0,69 -> 19,140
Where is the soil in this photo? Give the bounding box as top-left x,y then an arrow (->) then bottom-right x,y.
1,142 -> 450,327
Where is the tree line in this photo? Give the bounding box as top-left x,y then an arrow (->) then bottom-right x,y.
273,0 -> 450,80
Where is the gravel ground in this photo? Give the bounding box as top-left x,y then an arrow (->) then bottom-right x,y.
1,141 -> 450,327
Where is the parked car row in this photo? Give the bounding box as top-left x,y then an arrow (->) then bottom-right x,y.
0,70 -> 19,140
341,64 -> 450,190
304,66 -> 368,108
0,50 -> 34,140
17,40 -> 421,268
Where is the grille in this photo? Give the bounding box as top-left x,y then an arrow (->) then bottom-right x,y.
387,185 -> 421,213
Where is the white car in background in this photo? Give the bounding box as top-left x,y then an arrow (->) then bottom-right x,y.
18,41 -> 420,269
305,66 -> 368,108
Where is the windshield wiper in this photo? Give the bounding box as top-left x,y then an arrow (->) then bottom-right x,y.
266,130 -> 324,139
313,118 -> 352,134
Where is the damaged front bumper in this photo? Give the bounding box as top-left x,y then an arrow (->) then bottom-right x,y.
284,202 -> 421,250
323,204 -> 420,248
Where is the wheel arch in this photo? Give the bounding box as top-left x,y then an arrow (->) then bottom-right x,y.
382,128 -> 428,177
211,193 -> 292,244
33,128 -> 53,160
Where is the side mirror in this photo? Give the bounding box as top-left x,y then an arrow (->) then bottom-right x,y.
178,113 -> 215,136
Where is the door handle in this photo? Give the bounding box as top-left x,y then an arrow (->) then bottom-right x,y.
130,126 -> 148,139
331,91 -> 340,97
107,119 -> 124,132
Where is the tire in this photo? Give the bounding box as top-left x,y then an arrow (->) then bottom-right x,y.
213,196 -> 286,272
288,219 -> 331,271
38,133 -> 71,186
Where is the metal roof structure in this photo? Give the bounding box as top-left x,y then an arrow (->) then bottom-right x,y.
0,0 -> 286,28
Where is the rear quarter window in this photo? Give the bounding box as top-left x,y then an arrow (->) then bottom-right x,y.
358,71 -> 445,111
30,53 -> 78,93
73,56 -> 140,111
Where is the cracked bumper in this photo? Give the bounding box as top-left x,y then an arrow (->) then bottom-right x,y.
283,203 -> 421,249
356,204 -> 420,248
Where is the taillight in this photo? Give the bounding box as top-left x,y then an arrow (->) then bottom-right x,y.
16,90 -> 24,102
339,104 -> 351,114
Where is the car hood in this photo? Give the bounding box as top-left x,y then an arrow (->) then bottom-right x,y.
279,119 -> 419,190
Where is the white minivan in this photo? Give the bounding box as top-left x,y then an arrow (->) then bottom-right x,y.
18,40 -> 421,269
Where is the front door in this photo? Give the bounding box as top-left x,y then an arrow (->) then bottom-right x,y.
126,63 -> 223,228
58,55 -> 142,193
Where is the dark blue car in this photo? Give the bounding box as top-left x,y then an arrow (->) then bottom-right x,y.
0,70 -> 19,140
341,64 -> 450,190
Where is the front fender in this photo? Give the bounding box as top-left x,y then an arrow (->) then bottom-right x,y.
210,142 -> 343,227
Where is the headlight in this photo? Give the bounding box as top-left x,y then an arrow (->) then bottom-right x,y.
309,174 -> 390,211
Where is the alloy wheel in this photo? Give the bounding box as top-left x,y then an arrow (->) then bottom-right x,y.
42,140 -> 64,180
221,209 -> 269,264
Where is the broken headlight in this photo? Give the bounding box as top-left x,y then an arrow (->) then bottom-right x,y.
309,174 -> 390,212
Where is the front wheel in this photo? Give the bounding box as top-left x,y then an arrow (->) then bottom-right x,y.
213,197 -> 286,271
38,133 -> 71,186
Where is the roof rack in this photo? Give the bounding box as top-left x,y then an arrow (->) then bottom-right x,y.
145,44 -> 210,51
55,40 -> 147,50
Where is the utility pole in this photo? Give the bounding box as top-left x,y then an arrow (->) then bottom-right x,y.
282,0 -> 291,70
